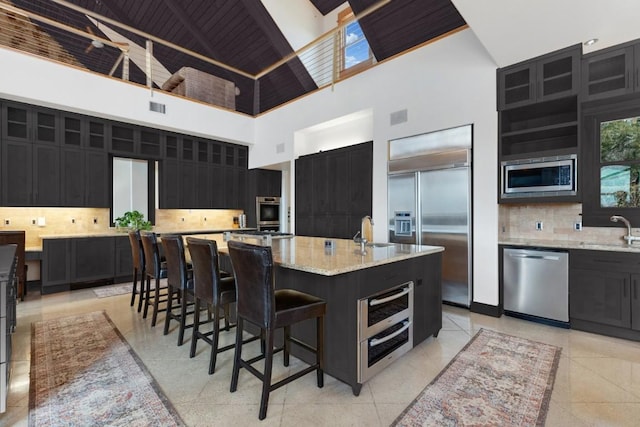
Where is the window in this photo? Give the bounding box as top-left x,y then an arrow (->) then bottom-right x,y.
582,104 -> 640,226
338,8 -> 374,78
599,117 -> 640,207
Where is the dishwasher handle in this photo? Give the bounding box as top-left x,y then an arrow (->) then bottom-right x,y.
508,253 -> 561,261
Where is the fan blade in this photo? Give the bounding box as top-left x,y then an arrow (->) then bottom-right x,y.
85,43 -> 93,54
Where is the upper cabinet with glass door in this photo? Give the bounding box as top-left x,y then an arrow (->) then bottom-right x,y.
498,45 -> 581,110
582,40 -> 640,102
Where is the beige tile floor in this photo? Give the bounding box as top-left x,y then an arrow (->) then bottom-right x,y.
4,287 -> 640,426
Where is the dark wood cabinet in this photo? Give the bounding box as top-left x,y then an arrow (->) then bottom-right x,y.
41,239 -> 71,293
582,43 -> 640,102
110,124 -> 137,154
85,151 -> 109,207
1,140 -> 32,206
1,141 -> 60,206
61,149 -> 108,207
71,237 -> 115,282
114,236 -> 133,281
1,99 -> 250,211
498,45 -> 581,110
42,236 -> 132,293
569,249 -> 640,339
295,142 -> 372,238
570,268 -> 630,328
497,45 -> 581,204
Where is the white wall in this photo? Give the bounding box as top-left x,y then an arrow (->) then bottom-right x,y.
254,29 -> 500,307
0,48 -> 255,145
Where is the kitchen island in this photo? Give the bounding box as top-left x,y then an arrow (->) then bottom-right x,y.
190,234 -> 444,395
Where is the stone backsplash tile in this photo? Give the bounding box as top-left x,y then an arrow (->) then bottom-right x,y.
0,207 -> 243,248
499,203 -> 631,245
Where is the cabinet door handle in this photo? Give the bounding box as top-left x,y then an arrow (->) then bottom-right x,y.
634,279 -> 638,300
624,279 -> 628,298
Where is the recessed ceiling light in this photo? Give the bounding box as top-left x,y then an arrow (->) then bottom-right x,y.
584,38 -> 598,46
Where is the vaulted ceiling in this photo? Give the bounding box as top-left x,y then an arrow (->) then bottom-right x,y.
7,0 -> 466,115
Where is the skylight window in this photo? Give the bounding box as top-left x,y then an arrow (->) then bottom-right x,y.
338,7 -> 374,77
344,21 -> 369,68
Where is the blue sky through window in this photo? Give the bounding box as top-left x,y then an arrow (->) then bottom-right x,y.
344,21 -> 370,68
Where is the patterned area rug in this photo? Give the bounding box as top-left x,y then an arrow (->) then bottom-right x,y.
29,311 -> 184,426
92,283 -> 133,298
392,328 -> 561,426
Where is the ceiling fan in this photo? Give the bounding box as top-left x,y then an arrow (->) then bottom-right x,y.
84,25 -> 103,53
84,24 -> 128,53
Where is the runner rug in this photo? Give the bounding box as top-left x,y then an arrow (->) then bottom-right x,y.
392,328 -> 561,427
92,283 -> 133,298
29,311 -> 184,426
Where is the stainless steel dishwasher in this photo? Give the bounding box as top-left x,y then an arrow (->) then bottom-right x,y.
503,247 -> 569,323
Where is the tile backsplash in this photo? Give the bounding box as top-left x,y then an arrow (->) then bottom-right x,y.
499,203 -> 631,245
0,207 -> 243,248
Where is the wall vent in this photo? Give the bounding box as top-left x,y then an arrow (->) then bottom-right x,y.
390,109 -> 408,125
276,143 -> 285,154
149,101 -> 166,114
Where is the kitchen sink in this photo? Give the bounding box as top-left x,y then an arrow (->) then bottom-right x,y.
366,242 -> 394,248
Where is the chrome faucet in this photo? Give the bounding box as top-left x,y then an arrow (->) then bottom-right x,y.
610,215 -> 639,245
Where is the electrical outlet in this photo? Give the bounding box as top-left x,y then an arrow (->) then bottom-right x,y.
4,219 -> 10,225
574,221 -> 582,231
32,219 -> 36,225
535,221 -> 543,231
71,218 -> 75,224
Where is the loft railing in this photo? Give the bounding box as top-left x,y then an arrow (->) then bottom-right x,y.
0,0 -> 387,113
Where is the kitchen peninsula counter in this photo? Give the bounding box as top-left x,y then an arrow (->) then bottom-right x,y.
191,234 -> 444,395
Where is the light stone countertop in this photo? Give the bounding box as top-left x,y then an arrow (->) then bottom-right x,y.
188,234 -> 444,276
499,237 -> 640,253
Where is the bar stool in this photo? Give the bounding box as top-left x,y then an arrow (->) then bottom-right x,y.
140,232 -> 169,327
227,240 -> 326,420
161,234 -> 195,346
187,237 -> 253,374
127,230 -> 145,312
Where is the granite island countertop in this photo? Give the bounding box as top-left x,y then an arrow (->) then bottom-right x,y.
187,234 -> 444,276
499,237 -> 640,253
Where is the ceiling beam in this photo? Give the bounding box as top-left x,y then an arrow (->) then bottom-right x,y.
239,0 -> 316,92
159,0 -> 237,82
50,0 -> 254,79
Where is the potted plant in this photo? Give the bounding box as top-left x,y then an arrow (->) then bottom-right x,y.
114,210 -> 152,231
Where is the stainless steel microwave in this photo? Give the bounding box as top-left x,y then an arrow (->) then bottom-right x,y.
501,155 -> 576,198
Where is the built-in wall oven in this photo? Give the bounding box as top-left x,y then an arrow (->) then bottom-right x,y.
358,281 -> 413,384
256,196 -> 280,232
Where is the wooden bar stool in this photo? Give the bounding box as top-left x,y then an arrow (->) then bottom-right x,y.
227,240 -> 326,420
127,230 -> 145,312
140,232 -> 169,327
161,234 -> 195,346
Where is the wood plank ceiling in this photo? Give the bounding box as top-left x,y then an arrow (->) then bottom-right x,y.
9,0 -> 465,115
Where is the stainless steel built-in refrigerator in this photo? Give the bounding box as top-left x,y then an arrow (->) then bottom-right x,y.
388,126 -> 472,307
